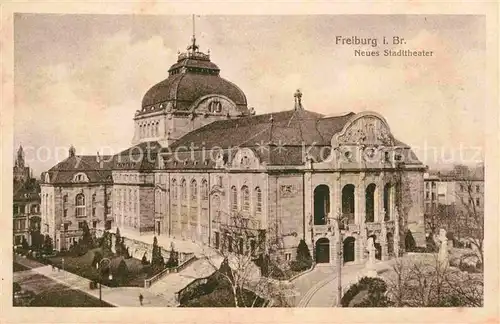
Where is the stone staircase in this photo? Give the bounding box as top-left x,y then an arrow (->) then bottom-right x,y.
147,255 -> 225,306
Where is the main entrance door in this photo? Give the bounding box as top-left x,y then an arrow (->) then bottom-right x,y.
343,237 -> 355,263
315,238 -> 330,263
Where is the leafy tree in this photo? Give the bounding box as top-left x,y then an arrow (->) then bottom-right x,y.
80,221 -> 93,252
166,243 -> 179,268
151,236 -> 164,271
290,239 -> 312,271
404,230 -> 416,252
30,231 -> 43,251
141,252 -> 149,265
115,259 -> 129,285
13,282 -> 22,293
21,236 -> 29,250
115,228 -> 122,256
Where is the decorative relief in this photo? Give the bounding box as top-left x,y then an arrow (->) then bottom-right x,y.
338,116 -> 393,146
280,184 -> 296,198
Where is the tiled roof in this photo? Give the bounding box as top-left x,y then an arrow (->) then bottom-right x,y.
163,110 -> 353,166
113,141 -> 161,171
169,109 -> 350,149
45,155 -> 113,184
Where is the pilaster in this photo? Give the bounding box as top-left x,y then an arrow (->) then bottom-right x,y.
304,172 -> 312,245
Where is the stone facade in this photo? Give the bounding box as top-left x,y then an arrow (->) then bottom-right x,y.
39,38 -> 426,268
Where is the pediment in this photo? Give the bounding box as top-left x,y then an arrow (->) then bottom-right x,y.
333,113 -> 394,147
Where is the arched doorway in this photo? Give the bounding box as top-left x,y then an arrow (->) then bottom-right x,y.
314,185 -> 330,225
387,233 -> 394,257
365,184 -> 376,222
342,184 -> 355,225
369,234 -> 382,260
315,238 -> 330,263
383,184 -> 391,221
343,236 -> 355,263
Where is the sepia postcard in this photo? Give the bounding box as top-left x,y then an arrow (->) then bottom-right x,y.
1,1 -> 499,324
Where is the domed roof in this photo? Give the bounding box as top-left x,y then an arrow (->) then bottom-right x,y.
141,42 -> 247,113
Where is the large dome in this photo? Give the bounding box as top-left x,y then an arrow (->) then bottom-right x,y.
141,45 -> 247,113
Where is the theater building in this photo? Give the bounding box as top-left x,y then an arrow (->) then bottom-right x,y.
40,36 -> 426,264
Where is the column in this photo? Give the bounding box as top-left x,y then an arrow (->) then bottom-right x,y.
376,172 -> 385,222
390,180 -> 396,221
357,172 -> 366,225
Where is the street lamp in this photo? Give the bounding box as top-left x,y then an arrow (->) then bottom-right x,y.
96,258 -> 112,306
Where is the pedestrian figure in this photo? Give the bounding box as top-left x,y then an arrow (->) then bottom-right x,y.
139,293 -> 144,306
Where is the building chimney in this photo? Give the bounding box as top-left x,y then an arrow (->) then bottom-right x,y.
69,145 -> 76,157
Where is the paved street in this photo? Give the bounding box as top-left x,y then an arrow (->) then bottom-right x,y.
293,261 -> 395,307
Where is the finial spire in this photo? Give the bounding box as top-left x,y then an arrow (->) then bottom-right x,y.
187,14 -> 199,53
294,89 -> 303,110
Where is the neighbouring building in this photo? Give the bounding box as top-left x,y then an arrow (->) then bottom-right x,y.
423,165 -> 484,241
40,35 -> 427,265
13,146 -> 41,246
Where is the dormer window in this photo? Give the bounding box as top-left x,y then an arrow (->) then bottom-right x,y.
73,172 -> 89,183
209,100 -> 222,113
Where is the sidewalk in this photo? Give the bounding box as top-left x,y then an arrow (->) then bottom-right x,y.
31,264 -> 171,307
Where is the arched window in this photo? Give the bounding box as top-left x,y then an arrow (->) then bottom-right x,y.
75,193 -> 85,217
63,194 -> 68,204
156,122 -> 160,136
191,180 -> 198,200
255,187 -> 262,213
171,179 -> 177,200
201,179 -> 209,200
181,179 -> 187,200
231,186 -> 238,211
241,186 -> 250,212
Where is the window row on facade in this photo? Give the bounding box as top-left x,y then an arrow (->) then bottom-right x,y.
139,120 -> 161,138
313,182 -> 394,226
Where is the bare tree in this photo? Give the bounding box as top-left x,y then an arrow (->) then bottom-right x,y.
198,209 -> 291,307
385,255 -> 483,307
453,173 -> 484,265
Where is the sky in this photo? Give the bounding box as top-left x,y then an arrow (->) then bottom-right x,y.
13,14 -> 485,177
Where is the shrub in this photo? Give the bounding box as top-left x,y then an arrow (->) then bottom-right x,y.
341,277 -> 392,307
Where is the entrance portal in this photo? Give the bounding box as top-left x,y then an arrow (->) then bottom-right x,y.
315,238 -> 330,263
343,236 -> 355,263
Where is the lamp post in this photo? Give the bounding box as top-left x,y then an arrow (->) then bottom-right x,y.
96,258 -> 112,306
